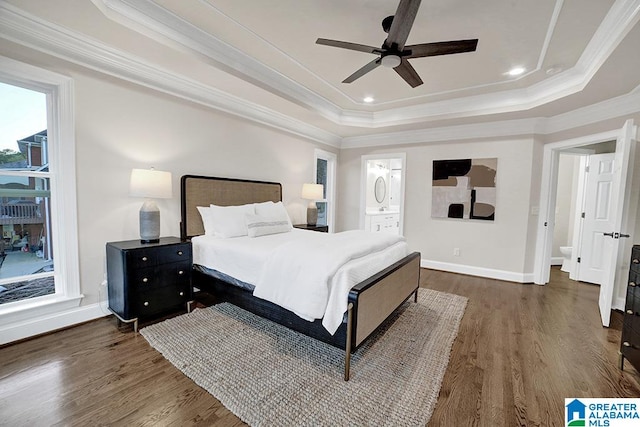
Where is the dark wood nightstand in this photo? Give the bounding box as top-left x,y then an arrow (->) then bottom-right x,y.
106,237 -> 193,332
293,224 -> 329,232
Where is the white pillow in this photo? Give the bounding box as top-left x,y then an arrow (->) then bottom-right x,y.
246,213 -> 292,237
207,203 -> 255,238
196,206 -> 216,236
254,201 -> 293,228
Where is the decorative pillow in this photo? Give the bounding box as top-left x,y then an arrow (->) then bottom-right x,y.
207,203 -> 255,238
254,201 -> 293,228
246,213 -> 292,238
196,206 -> 216,236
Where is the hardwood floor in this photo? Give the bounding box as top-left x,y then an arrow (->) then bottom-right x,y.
1,267 -> 639,426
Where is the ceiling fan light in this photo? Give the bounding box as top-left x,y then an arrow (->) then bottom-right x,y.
381,55 -> 402,68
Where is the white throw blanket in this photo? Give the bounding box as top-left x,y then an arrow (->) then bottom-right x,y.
252,230 -> 406,334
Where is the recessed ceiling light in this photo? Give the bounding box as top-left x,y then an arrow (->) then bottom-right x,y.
507,67 -> 525,76
363,96 -> 374,103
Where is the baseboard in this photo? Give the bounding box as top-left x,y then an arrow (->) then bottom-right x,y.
0,302 -> 109,345
421,259 -> 535,283
550,256 -> 563,266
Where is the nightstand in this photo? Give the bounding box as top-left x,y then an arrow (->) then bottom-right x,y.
106,237 -> 193,332
293,224 -> 329,232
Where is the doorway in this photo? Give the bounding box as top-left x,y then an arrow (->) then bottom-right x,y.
360,153 -> 406,235
534,120 -> 638,327
553,143 -> 617,285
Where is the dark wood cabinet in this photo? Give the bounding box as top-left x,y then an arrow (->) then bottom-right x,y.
106,237 -> 192,331
293,224 -> 329,232
620,245 -> 640,371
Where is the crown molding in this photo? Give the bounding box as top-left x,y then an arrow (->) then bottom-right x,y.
92,0 -> 640,128
0,2 -> 341,148
341,90 -> 640,148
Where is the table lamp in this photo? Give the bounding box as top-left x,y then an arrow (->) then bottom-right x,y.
301,183 -> 324,226
130,168 -> 172,243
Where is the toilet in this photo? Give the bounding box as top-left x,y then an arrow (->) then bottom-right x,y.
559,246 -> 573,273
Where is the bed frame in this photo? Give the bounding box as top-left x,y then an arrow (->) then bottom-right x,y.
180,175 -> 421,380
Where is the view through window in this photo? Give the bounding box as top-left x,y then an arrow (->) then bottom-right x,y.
0,82 -> 54,305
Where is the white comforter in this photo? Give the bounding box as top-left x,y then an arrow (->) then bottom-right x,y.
252,230 -> 405,334
191,229 -> 408,334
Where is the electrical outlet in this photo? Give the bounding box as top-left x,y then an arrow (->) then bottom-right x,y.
453,248 -> 460,256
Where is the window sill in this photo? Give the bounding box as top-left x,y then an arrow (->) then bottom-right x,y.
0,293 -> 84,325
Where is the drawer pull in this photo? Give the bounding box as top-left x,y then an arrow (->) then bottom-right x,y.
177,250 -> 183,256
178,270 -> 184,275
631,282 -> 637,287
142,256 -> 148,262
633,258 -> 639,264
179,291 -> 184,296
627,310 -> 633,315
143,301 -> 149,306
623,341 -> 631,347
142,277 -> 148,283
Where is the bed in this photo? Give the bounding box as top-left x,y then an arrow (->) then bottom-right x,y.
180,175 -> 421,380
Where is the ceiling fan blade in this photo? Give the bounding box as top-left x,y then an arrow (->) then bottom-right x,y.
343,58 -> 382,83
405,39 -> 478,58
385,0 -> 422,50
316,38 -> 382,55
394,59 -> 423,88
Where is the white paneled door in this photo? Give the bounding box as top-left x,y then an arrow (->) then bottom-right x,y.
597,120 -> 636,327
576,153 -> 615,285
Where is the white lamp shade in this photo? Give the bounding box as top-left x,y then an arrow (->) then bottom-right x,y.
301,183 -> 323,200
130,168 -> 173,199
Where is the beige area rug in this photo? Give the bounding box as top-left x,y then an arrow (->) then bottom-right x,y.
141,289 -> 467,427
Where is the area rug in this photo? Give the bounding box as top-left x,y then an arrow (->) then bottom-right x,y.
141,289 -> 467,426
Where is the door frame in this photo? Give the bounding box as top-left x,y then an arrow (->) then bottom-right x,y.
359,153 -> 406,234
533,125 -> 633,285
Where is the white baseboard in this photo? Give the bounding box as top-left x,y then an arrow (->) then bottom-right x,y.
0,302 -> 109,345
421,259 -> 535,283
550,256 -> 564,266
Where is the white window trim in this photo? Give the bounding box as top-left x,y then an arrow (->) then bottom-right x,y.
314,148 -> 337,233
0,56 -> 83,343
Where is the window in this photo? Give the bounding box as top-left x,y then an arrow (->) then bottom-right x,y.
0,84 -> 54,305
314,149 -> 336,232
0,56 -> 81,330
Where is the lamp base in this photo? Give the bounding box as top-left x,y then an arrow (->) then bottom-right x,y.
306,204 -> 318,227
140,200 -> 161,243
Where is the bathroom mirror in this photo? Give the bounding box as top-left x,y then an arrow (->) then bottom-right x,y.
374,176 -> 386,203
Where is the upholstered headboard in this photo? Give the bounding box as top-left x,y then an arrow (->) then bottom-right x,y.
180,175 -> 282,239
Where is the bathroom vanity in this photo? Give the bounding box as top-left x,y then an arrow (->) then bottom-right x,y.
365,209 -> 400,234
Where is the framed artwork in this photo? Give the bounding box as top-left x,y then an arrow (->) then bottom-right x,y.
432,158 -> 497,221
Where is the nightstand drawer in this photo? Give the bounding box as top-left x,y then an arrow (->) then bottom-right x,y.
134,283 -> 191,317
621,326 -> 640,369
129,261 -> 191,288
126,244 -> 191,268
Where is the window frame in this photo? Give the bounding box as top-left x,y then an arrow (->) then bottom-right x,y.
314,148 -> 337,233
0,56 -> 82,330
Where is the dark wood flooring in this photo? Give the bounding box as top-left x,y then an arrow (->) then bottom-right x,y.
1,267 -> 639,426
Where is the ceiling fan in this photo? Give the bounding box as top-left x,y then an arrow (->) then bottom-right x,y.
316,0 -> 478,88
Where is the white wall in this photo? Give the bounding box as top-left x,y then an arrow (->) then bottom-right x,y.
338,138 -> 538,281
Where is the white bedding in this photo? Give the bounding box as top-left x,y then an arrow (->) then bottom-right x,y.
192,229 -> 408,334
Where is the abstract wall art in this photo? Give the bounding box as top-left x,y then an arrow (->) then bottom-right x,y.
432,158 -> 497,221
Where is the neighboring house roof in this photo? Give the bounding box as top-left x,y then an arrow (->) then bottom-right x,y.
17,129 -> 46,157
